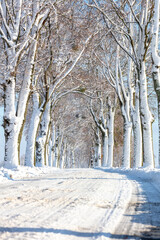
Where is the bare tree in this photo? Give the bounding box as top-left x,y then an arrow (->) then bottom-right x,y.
87,0 -> 154,167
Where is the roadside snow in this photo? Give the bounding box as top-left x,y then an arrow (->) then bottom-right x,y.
1,165 -> 160,191
0,166 -> 59,182
100,167 -> 160,191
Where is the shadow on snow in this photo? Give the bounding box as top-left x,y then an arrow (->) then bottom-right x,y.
0,226 -> 154,239
97,167 -> 160,239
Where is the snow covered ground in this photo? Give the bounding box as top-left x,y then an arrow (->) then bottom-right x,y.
0,167 -> 160,240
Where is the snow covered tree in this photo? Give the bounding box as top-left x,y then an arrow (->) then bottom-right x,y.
94,127 -> 102,167
48,123 -> 56,167
88,0 -> 154,167
151,0 -> 160,166
0,0 -> 49,168
101,47 -> 132,168
90,92 -> 116,167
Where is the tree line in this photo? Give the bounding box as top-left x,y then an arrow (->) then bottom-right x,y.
0,0 -> 159,169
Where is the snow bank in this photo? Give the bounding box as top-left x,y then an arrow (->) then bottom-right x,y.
100,167 -> 160,191
1,166 -> 160,187
126,167 -> 160,191
0,166 -> 60,182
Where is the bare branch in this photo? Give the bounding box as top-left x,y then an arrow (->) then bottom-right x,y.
48,34 -> 94,100
0,1 -> 13,38
126,0 -> 142,30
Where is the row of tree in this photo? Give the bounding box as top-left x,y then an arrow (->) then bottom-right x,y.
0,0 -> 160,169
88,0 -> 160,168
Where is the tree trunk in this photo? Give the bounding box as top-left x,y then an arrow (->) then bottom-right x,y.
132,87 -> 142,168
53,126 -> 59,167
3,73 -> 19,168
96,143 -> 102,167
60,143 -> 66,169
151,0 -> 160,165
2,2 -> 49,168
36,101 -> 51,167
121,122 -> 132,168
94,128 -> 102,167
25,93 -> 41,167
107,106 -> 115,167
139,62 -> 154,167
71,150 -> 75,168
4,125 -> 19,168
17,41 -> 38,160
102,130 -> 108,167
157,97 -> 160,167
48,125 -> 55,167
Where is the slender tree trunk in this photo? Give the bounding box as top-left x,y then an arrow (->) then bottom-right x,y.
152,62 -> 160,167
94,128 -> 102,167
48,141 -> 53,167
59,140 -> 65,169
132,86 -> 142,168
49,125 -> 55,167
60,153 -> 65,169
17,41 -> 38,161
36,101 -> 51,167
151,0 -> 160,166
48,125 -> 55,167
25,93 -> 41,167
71,150 -> 75,168
132,120 -> 142,168
122,122 -> 132,168
64,145 -> 69,168
139,62 -> 154,167
158,98 -> 160,166
96,142 -> 102,167
102,130 -> 108,166
107,106 -> 115,167
60,142 -> 66,169
53,146 -> 58,167
53,126 -> 59,167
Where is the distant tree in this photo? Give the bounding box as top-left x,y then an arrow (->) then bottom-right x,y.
90,91 -> 116,167
88,0 -> 154,167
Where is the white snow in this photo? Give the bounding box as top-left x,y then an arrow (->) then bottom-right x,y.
0,166 -> 160,239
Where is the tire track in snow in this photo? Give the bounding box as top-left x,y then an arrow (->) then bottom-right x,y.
94,175 -> 132,240
0,172 -> 99,227
0,169 -> 131,240
0,178 -> 83,224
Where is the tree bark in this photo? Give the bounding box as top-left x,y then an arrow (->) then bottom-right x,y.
94,128 -> 102,167
36,101 -> 51,167
121,122 -> 132,168
3,72 -> 18,168
107,106 -> 115,167
102,130 -> 108,167
151,0 -> 160,166
139,62 -> 154,167
132,85 -> 142,168
25,92 -> 41,167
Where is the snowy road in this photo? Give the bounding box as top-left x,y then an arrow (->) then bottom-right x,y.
0,168 -> 160,240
